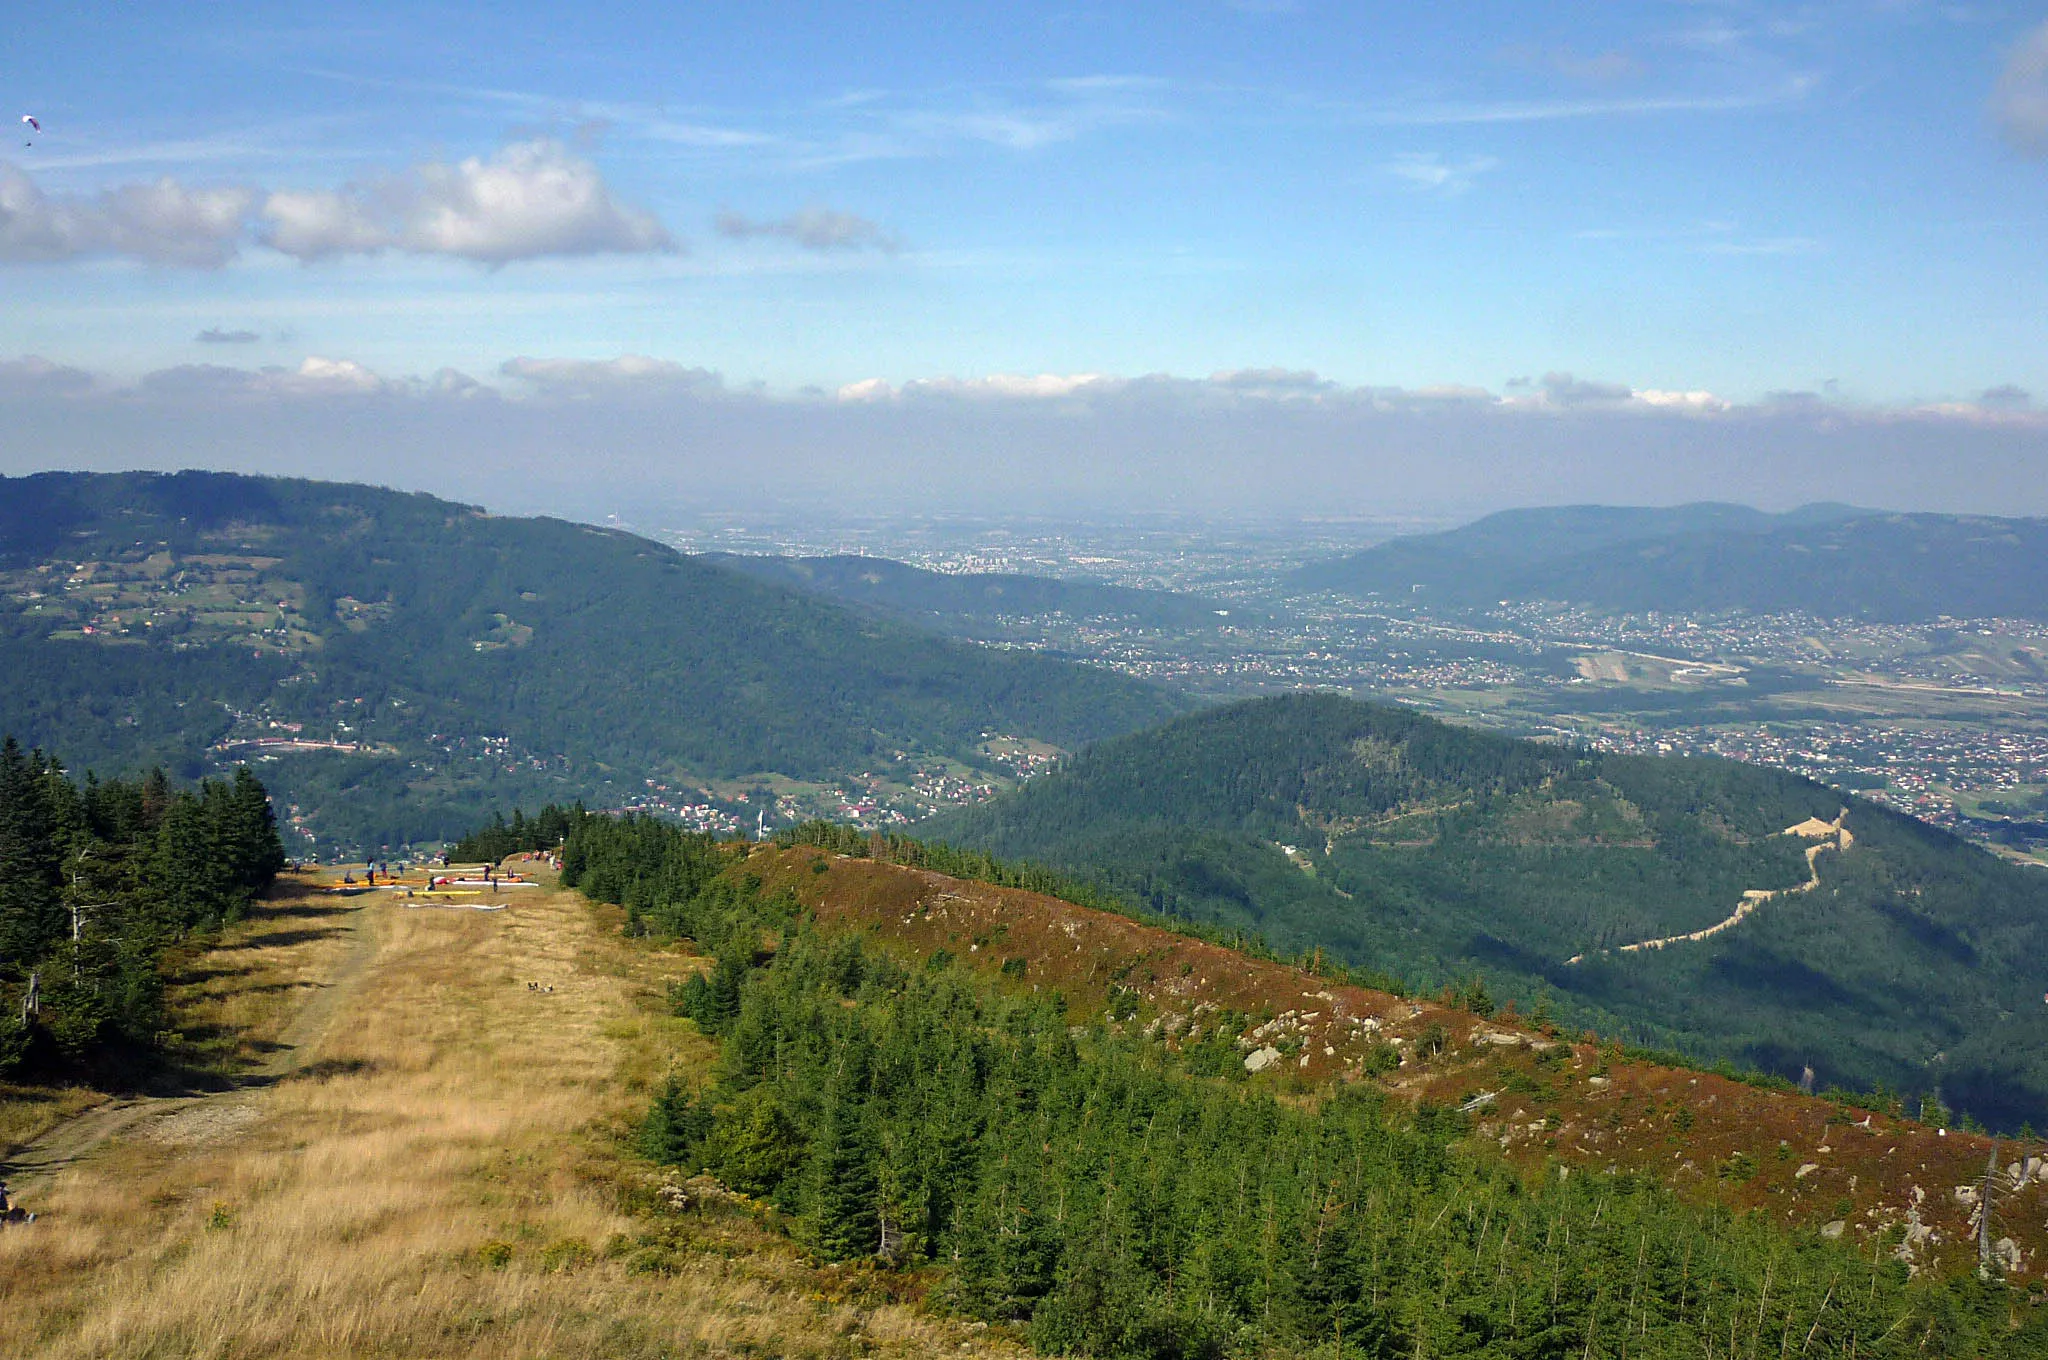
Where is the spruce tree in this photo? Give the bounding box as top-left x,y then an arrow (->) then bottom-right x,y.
227,766 -> 287,887
641,1076 -> 710,1165
802,1092 -> 879,1259
0,739 -> 64,967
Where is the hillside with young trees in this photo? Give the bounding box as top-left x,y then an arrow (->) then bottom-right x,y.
546,815 -> 2048,1355
924,693 -> 2048,1131
0,472 -> 1183,854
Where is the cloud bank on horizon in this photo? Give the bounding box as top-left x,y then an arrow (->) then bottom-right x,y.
2,351 -> 2043,523
2,3 -> 2047,517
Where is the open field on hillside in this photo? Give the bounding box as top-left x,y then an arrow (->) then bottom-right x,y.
9,838 -> 2048,1357
0,870 -> 1015,1360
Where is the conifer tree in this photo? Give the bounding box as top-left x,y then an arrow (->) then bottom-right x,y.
802,1090 -> 878,1259
0,739 -> 64,966
0,741 -> 284,1074
641,1075 -> 711,1166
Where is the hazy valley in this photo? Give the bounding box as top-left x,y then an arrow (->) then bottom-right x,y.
9,477 -> 2048,1359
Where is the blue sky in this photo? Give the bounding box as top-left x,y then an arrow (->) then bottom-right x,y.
4,3 -> 2048,517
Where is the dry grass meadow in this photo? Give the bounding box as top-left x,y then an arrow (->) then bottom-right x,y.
0,873 -> 1013,1360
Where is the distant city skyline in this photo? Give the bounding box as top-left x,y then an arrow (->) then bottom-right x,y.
4,3 -> 2048,516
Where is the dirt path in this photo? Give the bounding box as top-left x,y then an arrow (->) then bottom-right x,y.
0,872 -> 1007,1360
2,892 -> 377,1195
1564,810 -> 1849,965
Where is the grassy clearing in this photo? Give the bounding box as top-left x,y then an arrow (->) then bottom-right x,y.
160,874 -> 371,1077
0,1085 -> 104,1156
0,876 -> 1015,1360
0,875 -> 360,1157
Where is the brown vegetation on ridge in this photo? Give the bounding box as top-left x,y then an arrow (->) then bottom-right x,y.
748,845 -> 2048,1283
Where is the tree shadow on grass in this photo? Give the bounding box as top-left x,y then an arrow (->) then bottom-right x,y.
237,927 -> 344,950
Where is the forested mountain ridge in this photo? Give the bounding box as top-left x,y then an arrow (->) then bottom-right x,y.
0,471 -> 1183,852
550,818 -> 2048,1350
703,552 -> 1242,636
1291,502 -> 2048,620
924,693 -> 2048,1130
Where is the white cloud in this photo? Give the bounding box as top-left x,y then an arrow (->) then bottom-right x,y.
839,372 -> 1141,403
1399,384 -> 1498,406
10,355 -> 2048,520
634,119 -> 776,150
715,205 -> 899,252
0,355 -> 95,393
135,356 -> 393,398
1209,368 -> 1332,395
1548,49 -> 1641,85
1384,152 -> 1500,194
1497,43 -> 1643,85
397,140 -> 674,262
1539,372 -> 1633,406
263,140 -> 677,263
1995,20 -> 2048,153
93,179 -> 257,266
1634,388 -> 1728,412
1361,78 -> 1816,128
428,368 -> 491,400
259,188 -> 389,259
500,354 -> 722,394
0,141 -> 673,267
13,358 -> 1969,443
854,84 -> 1170,164
0,163 -> 253,266
903,373 -> 1117,400
1700,235 -> 1820,256
850,371 -> 1514,412
926,111 -> 1079,150
288,356 -> 385,393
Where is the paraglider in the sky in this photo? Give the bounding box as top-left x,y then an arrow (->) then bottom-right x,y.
20,115 -> 38,146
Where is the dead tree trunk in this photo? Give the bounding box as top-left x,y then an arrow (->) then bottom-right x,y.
1979,1140 -> 1999,1277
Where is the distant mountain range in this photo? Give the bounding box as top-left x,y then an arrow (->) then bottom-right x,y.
0,472 -> 1183,849
701,552 -> 1242,636
927,692 -> 2048,1130
1291,503 -> 2048,620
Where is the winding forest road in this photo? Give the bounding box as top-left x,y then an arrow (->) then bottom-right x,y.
1563,810 -> 1850,966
